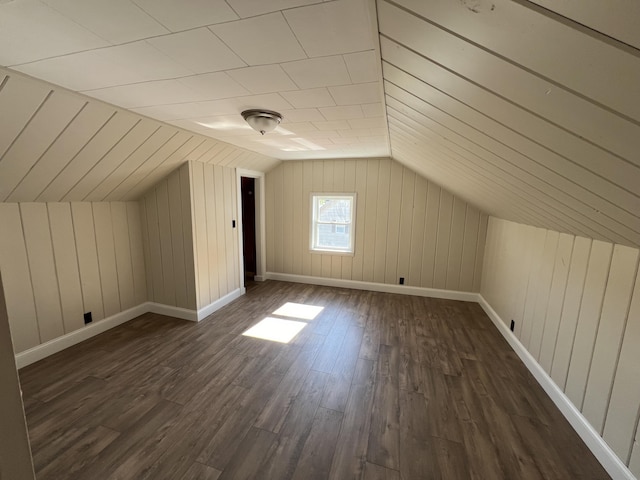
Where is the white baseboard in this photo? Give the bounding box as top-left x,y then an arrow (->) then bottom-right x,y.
16,289 -> 245,368
197,288 -> 243,321
265,272 -> 478,302
147,302 -> 197,322
254,275 -> 265,282
477,295 -> 636,480
15,303 -> 149,369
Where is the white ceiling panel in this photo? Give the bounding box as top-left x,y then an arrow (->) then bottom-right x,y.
278,108 -> 325,123
319,105 -> 364,120
177,72 -> 249,100
40,0 -> 168,44
210,13 -> 307,65
226,0 -> 321,18
329,82 -> 380,105
227,65 -> 298,94
344,50 -> 379,83
280,87 -> 336,108
281,55 -> 351,89
284,0 -> 375,57
0,0 -> 107,65
87,80 -> 204,108
131,0 -> 238,32
146,28 -> 246,74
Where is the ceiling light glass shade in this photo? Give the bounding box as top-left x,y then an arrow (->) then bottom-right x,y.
241,109 -> 283,135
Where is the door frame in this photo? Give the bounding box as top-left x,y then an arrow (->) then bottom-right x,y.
236,169 -> 266,290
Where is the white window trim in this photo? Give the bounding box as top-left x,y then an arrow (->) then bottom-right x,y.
310,193 -> 357,255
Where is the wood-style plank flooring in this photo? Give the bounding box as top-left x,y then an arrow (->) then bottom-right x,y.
19,281 -> 610,479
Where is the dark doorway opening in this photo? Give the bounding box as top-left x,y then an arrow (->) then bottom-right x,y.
241,177 -> 257,286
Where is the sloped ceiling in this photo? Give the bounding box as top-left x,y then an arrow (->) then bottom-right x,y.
378,0 -> 640,248
0,67 -> 279,202
1,0 -> 388,160
0,0 -> 639,249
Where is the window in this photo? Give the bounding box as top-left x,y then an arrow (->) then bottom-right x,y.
310,194 -> 356,254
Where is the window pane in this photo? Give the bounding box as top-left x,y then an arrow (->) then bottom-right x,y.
317,224 -> 351,249
317,198 -> 352,223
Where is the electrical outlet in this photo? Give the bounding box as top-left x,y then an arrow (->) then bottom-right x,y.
510,319 -> 515,332
84,312 -> 92,325
232,220 -> 236,228
399,277 -> 405,285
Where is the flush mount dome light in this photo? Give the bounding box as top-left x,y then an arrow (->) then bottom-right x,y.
241,109 -> 283,135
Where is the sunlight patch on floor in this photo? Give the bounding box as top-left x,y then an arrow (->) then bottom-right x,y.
242,317 -> 307,343
272,302 -> 324,320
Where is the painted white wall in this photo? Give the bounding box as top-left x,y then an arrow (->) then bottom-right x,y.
0,272 -> 35,480
266,158 -> 487,292
0,202 -> 147,354
481,217 -> 640,473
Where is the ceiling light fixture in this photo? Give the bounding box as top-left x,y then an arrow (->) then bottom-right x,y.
241,109 -> 283,135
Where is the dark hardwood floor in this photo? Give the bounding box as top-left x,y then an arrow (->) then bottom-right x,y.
19,281 -> 609,480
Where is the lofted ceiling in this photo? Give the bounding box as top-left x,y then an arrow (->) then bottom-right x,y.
0,0 -> 639,248
1,0 -> 388,160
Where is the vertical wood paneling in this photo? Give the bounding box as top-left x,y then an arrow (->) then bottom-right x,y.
292,161 -> 304,276
149,180 -> 174,306
538,233 -> 574,371
472,213 -> 488,292
266,158 -> 486,292
207,165 -> 222,301
396,168 -> 414,284
549,236 -> 592,389
48,203 -> 84,333
565,241 -> 613,409
126,202 -> 148,306
301,161 -> 313,277
582,245 -> 639,433
138,199 -> 154,301
373,160 -> 391,283
408,175 -> 427,286
384,160 -> 403,284
362,160 -> 379,283
481,218 -> 640,471
20,203 -> 64,342
92,203 -> 121,317
603,267 -> 640,462
167,172 -> 188,309
630,443 -> 640,476
179,165 -> 196,309
528,231 -> 559,357
111,203 -> 135,311
421,182 -> 440,288
519,228 -> 548,349
72,203 -> 105,322
223,166 -> 235,294
144,194 -> 164,305
459,207 -> 479,292
0,204 -> 39,352
446,197 -> 466,290
191,161 -> 209,308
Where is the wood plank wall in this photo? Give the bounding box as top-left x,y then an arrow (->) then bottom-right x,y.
265,158 -> 487,292
139,163 -> 196,310
481,217 -> 640,475
189,161 -> 240,310
0,201 -> 147,353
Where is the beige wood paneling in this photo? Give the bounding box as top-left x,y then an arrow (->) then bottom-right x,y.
20,203 -> 65,342
0,68 -> 278,204
549,236 -> 592,390
266,158 -> 486,292
582,245 -> 639,433
0,201 -> 147,354
630,442 -> 640,477
48,203 -> 84,333
93,203 -> 121,318
603,267 -> 640,463
111,202 -> 135,311
481,218 -> 640,471
0,204 -> 39,352
564,241 -> 613,409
